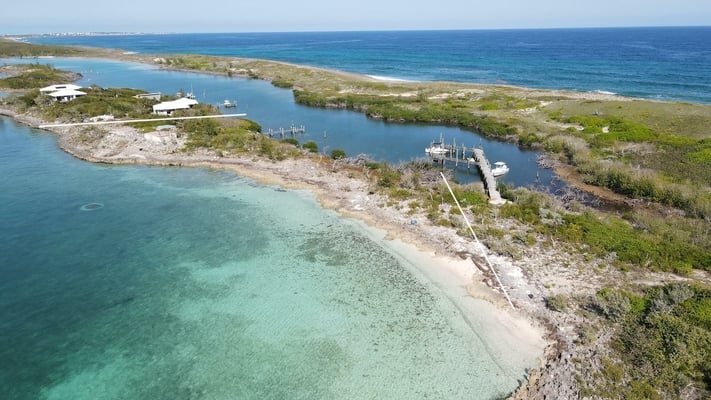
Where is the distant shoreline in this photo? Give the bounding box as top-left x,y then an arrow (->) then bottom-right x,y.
13,27 -> 711,105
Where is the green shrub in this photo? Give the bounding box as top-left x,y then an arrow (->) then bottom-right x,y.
272,78 -> 294,89
556,210 -> 710,272
377,164 -> 400,188
587,284 -> 711,399
281,137 -> 299,146
546,295 -> 569,312
611,284 -> 711,398
330,149 -> 347,159
302,141 -> 318,153
498,189 -> 542,225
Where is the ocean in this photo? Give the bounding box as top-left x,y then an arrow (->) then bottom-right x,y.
29,27 -> 711,104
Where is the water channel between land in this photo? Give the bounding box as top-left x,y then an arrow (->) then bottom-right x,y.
2,57 -> 557,191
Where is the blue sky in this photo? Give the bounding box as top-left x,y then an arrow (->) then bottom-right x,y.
3,0 -> 710,34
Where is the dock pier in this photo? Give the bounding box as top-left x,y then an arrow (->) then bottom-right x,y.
265,124 -> 306,138
426,139 -> 505,205
469,148 -> 504,204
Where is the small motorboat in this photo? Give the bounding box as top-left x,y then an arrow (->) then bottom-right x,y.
425,133 -> 449,156
425,142 -> 448,155
491,161 -> 510,177
223,99 -> 236,108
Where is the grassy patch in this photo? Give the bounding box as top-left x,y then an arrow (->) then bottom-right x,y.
555,211 -> 709,272
587,284 -> 711,399
0,39 -> 83,57
0,63 -> 72,89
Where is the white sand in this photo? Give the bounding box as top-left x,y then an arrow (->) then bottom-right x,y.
356,222 -> 547,375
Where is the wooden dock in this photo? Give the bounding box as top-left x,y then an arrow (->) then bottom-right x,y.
264,124 -> 306,138
469,148 -> 504,204
426,139 -> 505,205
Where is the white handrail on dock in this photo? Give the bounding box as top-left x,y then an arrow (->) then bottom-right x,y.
265,124 -> 306,138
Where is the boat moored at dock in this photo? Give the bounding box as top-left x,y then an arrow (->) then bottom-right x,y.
424,141 -> 448,155
491,161 -> 510,177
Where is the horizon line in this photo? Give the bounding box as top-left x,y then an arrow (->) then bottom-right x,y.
5,24 -> 711,37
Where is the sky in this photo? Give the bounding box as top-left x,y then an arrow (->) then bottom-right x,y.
3,0 -> 710,35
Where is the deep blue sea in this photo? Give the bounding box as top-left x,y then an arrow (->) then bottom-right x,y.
29,27 -> 711,103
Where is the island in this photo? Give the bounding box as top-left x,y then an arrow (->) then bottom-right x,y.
1,38 -> 710,400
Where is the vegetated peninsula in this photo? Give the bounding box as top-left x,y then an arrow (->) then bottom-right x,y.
1,38 -> 710,400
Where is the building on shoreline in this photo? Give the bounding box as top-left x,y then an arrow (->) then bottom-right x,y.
39,83 -> 86,103
46,88 -> 86,102
152,97 -> 198,115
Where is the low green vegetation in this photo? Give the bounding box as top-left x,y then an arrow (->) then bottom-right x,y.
271,78 -> 294,89
0,63 -> 73,89
0,40 -> 82,57
579,284 -> 711,399
3,82 -> 161,122
497,187 -> 710,273
545,102 -> 711,219
183,113 -> 300,160
293,90 -> 519,137
330,149 -> 346,159
302,140 -> 318,153
473,93 -> 538,111
559,212 -> 709,273
48,87 -> 156,121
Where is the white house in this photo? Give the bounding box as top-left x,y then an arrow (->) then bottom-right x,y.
152,97 -> 199,115
40,84 -> 83,93
47,89 -> 87,103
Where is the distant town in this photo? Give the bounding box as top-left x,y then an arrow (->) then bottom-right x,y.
2,32 -> 146,39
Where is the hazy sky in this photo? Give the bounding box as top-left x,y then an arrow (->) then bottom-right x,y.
3,0 -> 710,34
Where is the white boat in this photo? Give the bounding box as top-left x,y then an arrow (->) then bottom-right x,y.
425,142 -> 448,155
176,88 -> 196,99
223,99 -> 236,108
491,161 -> 510,177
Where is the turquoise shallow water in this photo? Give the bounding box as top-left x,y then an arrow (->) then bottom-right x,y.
0,118 -> 526,399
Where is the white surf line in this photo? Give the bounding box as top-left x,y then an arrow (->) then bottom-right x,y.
38,113 -> 247,128
440,172 -> 516,310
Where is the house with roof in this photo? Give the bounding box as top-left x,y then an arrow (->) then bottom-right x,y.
47,88 -> 87,103
40,83 -> 86,102
152,97 -> 199,115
